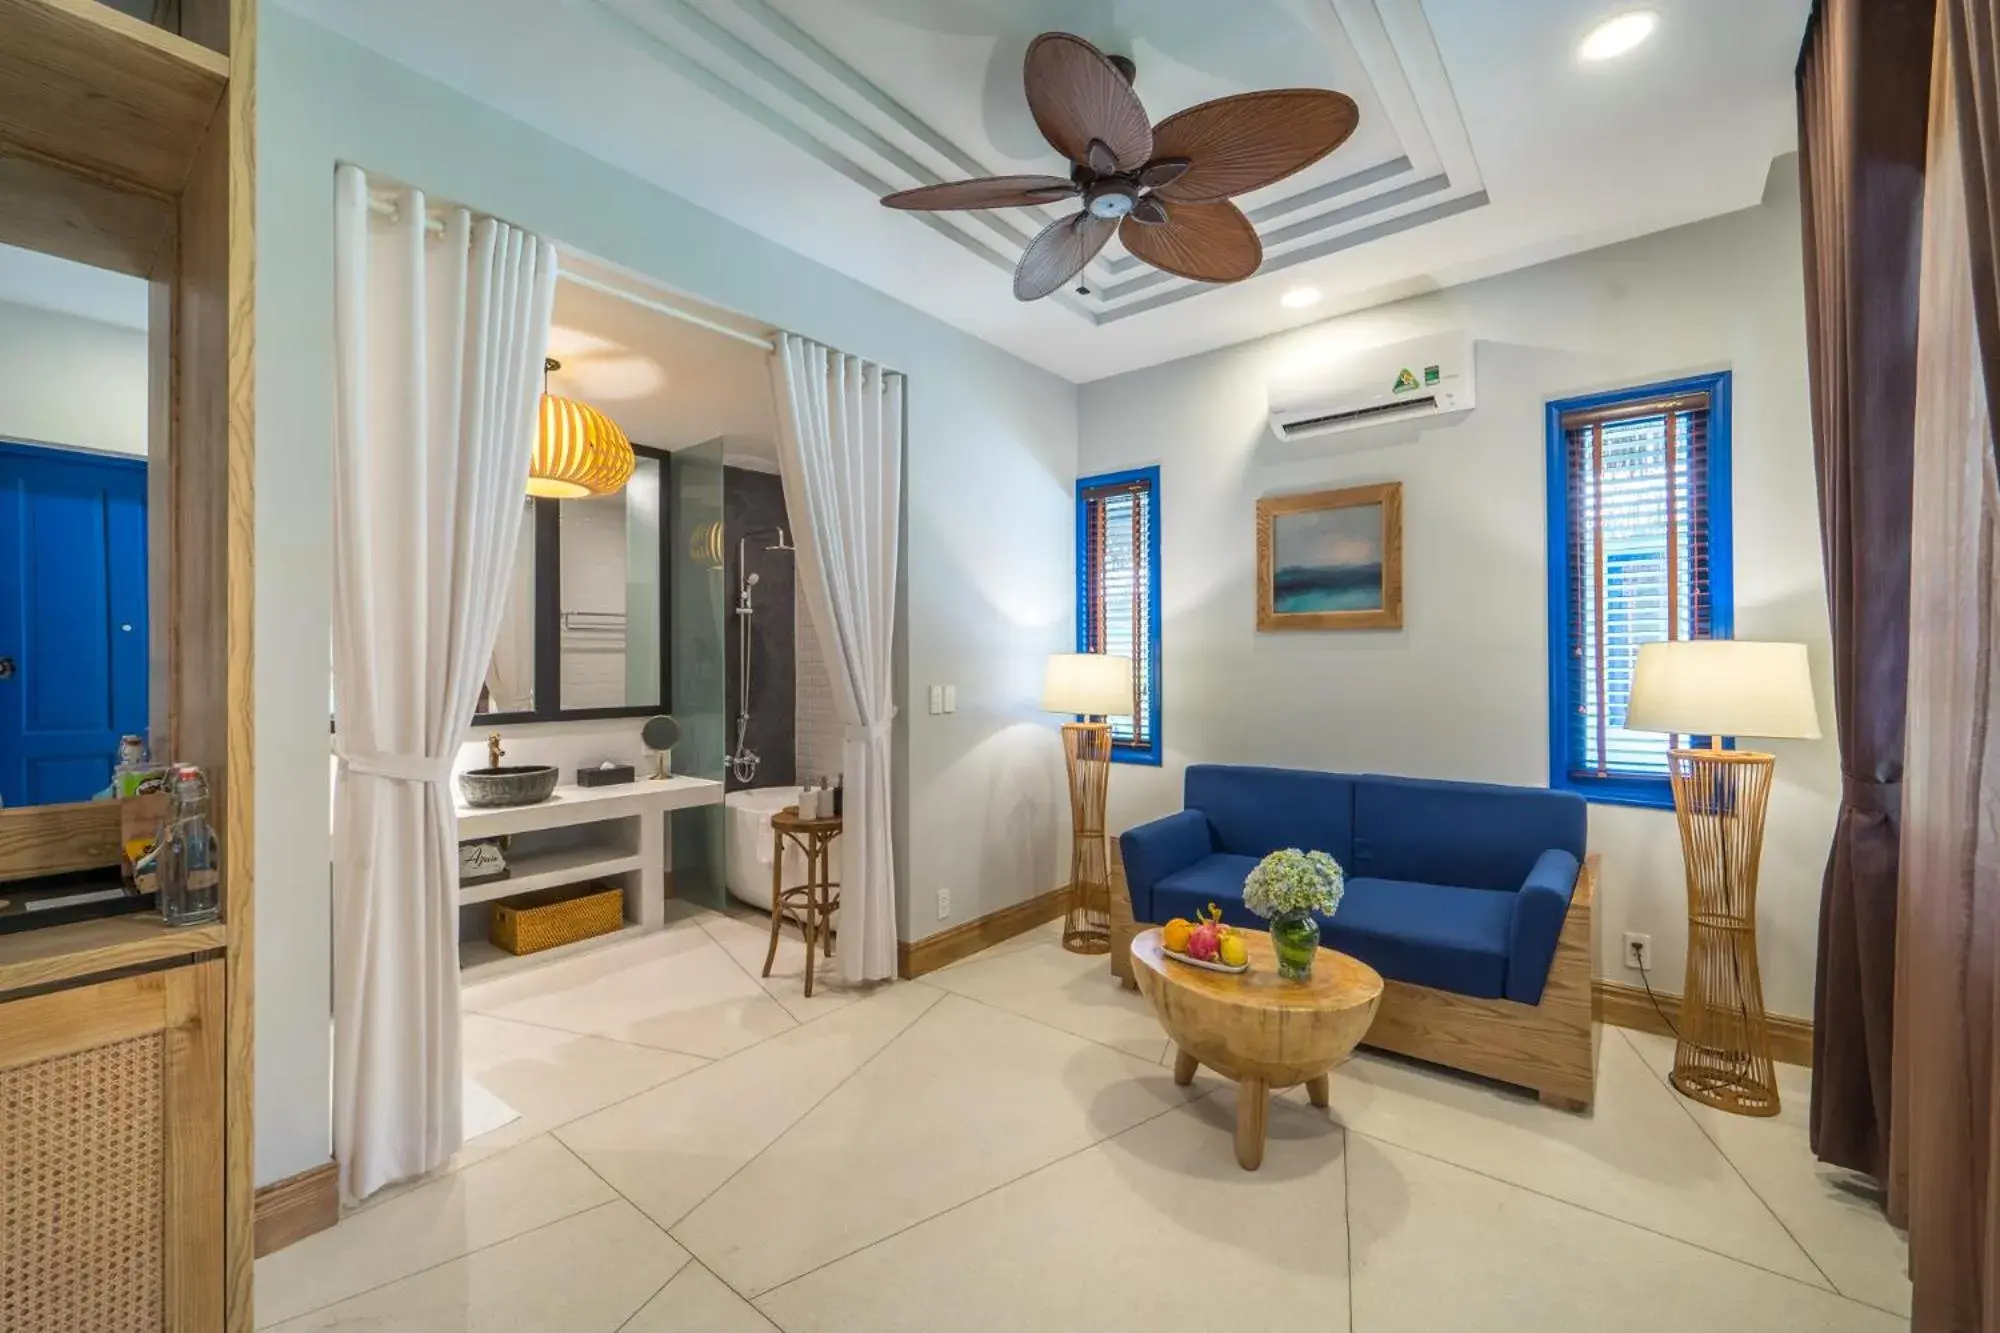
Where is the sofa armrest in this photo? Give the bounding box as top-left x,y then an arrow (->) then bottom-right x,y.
1506,848 -> 1582,1005
1117,810 -> 1213,919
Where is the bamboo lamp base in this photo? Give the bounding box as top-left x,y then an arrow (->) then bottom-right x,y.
1665,747 -> 1781,1118
1059,722 -> 1113,955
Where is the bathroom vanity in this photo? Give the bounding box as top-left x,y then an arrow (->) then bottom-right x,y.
455,775 -> 725,979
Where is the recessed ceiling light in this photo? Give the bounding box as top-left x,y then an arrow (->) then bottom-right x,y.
1281,287 -> 1322,310
1578,10 -> 1657,61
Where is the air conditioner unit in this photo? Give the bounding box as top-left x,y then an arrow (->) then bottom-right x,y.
1268,332 -> 1476,442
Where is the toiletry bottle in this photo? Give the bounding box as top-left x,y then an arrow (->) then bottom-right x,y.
832,775 -> 844,818
157,764 -> 222,926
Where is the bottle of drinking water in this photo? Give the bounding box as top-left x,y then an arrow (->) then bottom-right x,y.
157,765 -> 221,926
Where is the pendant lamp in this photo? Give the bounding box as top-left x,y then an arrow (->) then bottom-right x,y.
531,358 -> 635,498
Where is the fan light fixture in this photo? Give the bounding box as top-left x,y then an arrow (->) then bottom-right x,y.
531,357 -> 635,498
1282,286 -> 1322,310
1578,11 -> 1657,62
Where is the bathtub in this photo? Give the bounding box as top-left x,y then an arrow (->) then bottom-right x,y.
725,786 -> 841,912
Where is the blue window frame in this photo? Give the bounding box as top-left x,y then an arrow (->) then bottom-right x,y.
1546,373 -> 1734,809
1076,466 -> 1162,765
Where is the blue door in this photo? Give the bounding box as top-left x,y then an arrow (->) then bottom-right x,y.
0,443 -> 149,807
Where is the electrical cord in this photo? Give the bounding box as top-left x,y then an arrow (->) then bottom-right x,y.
1635,958 -> 1679,1040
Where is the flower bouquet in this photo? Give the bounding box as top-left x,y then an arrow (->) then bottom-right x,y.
1242,849 -> 1345,981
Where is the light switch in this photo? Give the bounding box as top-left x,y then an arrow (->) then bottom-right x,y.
928,685 -> 944,715
943,685 -> 957,714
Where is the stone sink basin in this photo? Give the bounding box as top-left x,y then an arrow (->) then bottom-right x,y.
458,765 -> 559,808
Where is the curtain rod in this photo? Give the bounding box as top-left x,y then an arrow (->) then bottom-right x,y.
365,195 -> 775,353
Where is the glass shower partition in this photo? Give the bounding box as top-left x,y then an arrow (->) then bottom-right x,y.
669,439 -> 729,909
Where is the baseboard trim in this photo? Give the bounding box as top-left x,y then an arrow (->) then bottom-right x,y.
254,1161 -> 339,1258
898,886 -> 1067,979
1593,980 -> 1814,1068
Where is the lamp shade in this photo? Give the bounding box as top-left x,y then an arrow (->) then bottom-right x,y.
1042,653 -> 1134,717
1625,640 -> 1821,740
531,391 -> 635,498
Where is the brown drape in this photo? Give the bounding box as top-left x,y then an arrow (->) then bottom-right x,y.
1947,0 -> 2000,478
1797,0 -> 1933,1185
1899,9 -> 2000,1329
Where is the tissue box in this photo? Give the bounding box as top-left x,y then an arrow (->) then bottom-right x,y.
576,764 -> 636,788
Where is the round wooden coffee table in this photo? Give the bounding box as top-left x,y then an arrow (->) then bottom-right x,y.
1130,927 -> 1383,1170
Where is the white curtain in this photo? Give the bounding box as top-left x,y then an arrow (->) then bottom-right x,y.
330,165 -> 558,1202
771,334 -> 903,985
484,497 -> 536,713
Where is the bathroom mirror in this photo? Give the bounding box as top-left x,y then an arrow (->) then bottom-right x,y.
476,449 -> 671,721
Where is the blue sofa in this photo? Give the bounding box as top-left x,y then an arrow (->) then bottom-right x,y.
1114,765 -> 1600,1108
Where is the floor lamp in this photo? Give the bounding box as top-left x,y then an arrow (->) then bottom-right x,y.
1043,653 -> 1135,956
1626,640 -> 1821,1117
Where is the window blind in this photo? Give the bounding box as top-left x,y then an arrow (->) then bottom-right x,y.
1080,474 -> 1156,754
1562,392 -> 1714,781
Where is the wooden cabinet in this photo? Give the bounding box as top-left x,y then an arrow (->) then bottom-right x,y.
0,959 -> 225,1330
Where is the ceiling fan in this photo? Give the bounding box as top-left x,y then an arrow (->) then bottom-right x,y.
881,32 -> 1359,302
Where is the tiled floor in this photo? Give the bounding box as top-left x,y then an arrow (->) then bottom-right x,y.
257,904 -> 1911,1331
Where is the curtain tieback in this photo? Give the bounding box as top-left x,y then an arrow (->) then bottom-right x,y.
846,711 -> 897,744
1839,774 -> 1902,817
336,746 -> 456,786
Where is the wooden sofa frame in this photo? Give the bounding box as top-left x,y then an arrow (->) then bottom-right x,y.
1109,848 -> 1602,1110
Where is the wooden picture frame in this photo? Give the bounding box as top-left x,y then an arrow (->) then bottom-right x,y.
1256,482 -> 1403,631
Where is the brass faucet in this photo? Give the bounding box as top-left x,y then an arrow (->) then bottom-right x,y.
487,733 -> 504,770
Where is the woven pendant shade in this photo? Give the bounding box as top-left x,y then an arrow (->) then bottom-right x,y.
530,381 -> 635,499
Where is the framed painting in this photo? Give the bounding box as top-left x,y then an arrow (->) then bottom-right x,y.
1256,482 -> 1403,631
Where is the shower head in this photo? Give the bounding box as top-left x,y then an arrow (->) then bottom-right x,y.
768,527 -> 795,553
746,572 -> 761,586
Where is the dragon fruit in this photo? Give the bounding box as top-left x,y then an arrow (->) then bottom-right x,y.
1185,921 -> 1221,961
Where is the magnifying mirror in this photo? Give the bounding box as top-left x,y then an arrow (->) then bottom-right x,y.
641,715 -> 681,779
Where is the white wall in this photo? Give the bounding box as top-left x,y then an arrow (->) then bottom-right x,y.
0,299 -> 147,456
1076,162 -> 1835,1021
256,8 -> 1077,1186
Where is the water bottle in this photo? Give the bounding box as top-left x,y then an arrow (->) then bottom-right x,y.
157,765 -> 222,926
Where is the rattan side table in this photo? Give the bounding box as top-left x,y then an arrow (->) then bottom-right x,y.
765,807 -> 842,997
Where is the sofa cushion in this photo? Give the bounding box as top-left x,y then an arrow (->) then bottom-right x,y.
1149,853 -> 1262,927
1323,878 -> 1514,999
1352,776 -> 1586,893
1185,764 -> 1355,864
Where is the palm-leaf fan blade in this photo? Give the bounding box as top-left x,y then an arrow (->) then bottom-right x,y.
882,176 -> 1080,211
1023,33 -> 1153,171
1149,90 -> 1359,203
1015,213 -> 1118,301
1119,200 -> 1262,283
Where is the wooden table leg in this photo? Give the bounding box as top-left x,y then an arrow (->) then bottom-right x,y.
1173,1048 -> 1198,1087
1306,1073 -> 1330,1108
802,851 -> 817,1000
1235,1077 -> 1268,1171
819,844 -> 834,959
762,828 -> 783,978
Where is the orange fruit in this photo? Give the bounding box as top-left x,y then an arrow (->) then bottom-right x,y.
1162,918 -> 1194,953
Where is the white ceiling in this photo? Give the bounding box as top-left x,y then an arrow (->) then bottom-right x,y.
552,256 -> 779,460
279,0 -> 1809,383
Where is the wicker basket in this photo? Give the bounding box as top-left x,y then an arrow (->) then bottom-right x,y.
489,883 -> 625,956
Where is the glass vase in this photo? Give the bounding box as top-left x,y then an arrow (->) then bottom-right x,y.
1269,913 -> 1320,982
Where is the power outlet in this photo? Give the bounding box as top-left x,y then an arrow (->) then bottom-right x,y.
936,888 -> 950,920
1623,932 -> 1653,972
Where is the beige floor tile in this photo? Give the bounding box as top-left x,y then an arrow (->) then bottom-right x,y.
1619,1028 -> 1911,1315
925,933 -> 1174,1059
465,926 -> 798,1059
454,1014 -> 709,1168
755,1089 -> 1349,1333
673,992 -> 1204,1296
1321,1025 -> 1826,1284
557,982 -> 944,1230
624,1261 -> 781,1333
1347,1135 -> 1905,1332
697,909 -> 868,1023
269,1201 -> 687,1331
254,1135 -> 615,1327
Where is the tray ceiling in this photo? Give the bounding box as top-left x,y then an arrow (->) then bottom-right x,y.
274,0 -> 1809,382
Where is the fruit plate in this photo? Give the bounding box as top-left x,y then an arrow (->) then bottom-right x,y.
1161,946 -> 1250,974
